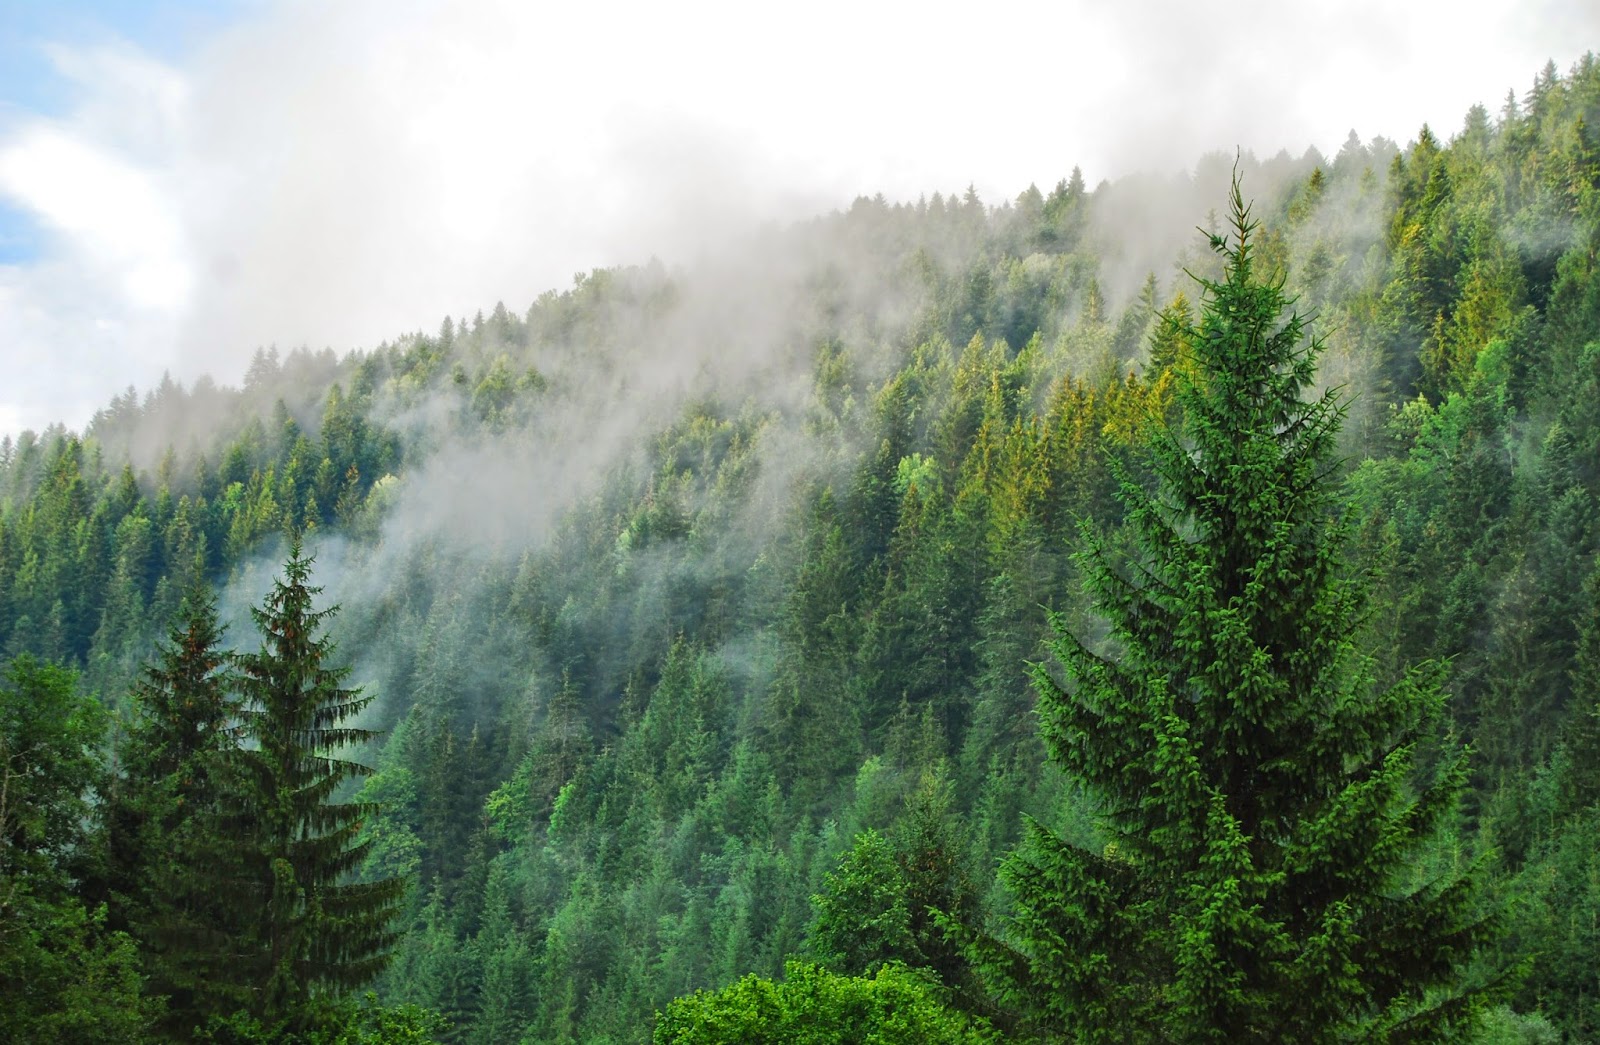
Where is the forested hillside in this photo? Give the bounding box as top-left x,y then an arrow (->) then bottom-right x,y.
3,55 -> 1600,1042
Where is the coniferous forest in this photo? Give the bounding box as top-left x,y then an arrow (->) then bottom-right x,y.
4,56 -> 1600,1042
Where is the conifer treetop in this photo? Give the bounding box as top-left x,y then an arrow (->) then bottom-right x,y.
986,172 -> 1500,1043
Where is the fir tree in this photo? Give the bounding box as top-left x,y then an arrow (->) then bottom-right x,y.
985,178 -> 1498,1041
108,582 -> 240,1027
228,536 -> 404,1027
1559,556 -> 1600,817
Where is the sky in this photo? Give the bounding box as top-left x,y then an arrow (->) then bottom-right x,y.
0,0 -> 1595,438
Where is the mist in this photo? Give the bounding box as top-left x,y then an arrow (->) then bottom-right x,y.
3,0 -> 1596,436
4,0 -> 1597,804
4,13 -> 1598,1035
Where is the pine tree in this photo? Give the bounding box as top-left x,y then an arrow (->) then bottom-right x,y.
985,178 -> 1497,1041
228,536 -> 404,1027
108,582 -> 240,1026
1559,556 -> 1600,817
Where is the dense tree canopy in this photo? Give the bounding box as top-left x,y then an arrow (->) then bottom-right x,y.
2,53 -> 1599,1042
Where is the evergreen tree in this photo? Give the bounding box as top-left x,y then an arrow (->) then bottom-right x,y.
984,179 -> 1497,1041
1,655 -> 158,1041
1559,556 -> 1600,817
109,582 -> 240,1028
228,536 -> 405,1027
811,830 -> 916,975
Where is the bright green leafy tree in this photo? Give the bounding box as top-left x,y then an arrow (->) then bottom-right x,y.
653,961 -> 996,1045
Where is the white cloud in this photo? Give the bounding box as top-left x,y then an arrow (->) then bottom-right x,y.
0,126 -> 190,309
0,0 -> 1595,435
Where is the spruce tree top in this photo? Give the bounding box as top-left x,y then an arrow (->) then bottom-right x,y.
1069,175 -> 1363,835
234,536 -> 378,799
123,583 -> 231,787
994,175 -> 1496,1042
229,534 -> 402,1023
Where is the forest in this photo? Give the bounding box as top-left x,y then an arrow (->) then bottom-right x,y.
2,54 -> 1599,1043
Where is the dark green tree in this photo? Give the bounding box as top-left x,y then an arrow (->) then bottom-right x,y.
1,655 -> 158,1041
1558,556 -> 1600,817
811,830 -> 916,975
228,537 -> 405,1027
108,583 -> 240,1028
466,862 -> 534,1045
812,774 -> 980,997
984,179 -> 1497,1041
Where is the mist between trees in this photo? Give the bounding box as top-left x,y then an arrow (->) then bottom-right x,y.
3,53 -> 1600,1043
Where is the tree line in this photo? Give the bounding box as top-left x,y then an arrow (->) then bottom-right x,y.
4,53 -> 1599,1042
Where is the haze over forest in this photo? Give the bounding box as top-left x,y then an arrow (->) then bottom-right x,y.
3,6 -> 1600,1043
2,0 -> 1597,433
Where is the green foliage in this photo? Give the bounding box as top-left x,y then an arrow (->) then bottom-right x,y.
0,899 -> 158,1044
652,961 -> 996,1044
0,655 -> 159,1041
225,536 -> 406,1024
107,583 -> 241,1026
811,830 -> 916,973
985,179 -> 1499,1041
812,769 -> 982,1008
1502,805 -> 1600,1039
196,993 -> 447,1044
1471,1005 -> 1561,1044
0,655 -> 105,884
2,55 -> 1600,1041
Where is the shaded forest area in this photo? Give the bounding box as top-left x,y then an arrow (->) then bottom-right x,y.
4,55 -> 1600,1041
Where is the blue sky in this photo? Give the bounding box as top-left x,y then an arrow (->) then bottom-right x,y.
0,0 -> 1596,438
0,1 -> 251,262
0,1 -> 250,96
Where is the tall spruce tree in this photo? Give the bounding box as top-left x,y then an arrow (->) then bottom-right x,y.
986,179 -> 1497,1041
1560,556 -> 1600,816
229,536 -> 404,1027
109,582 -> 240,1027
